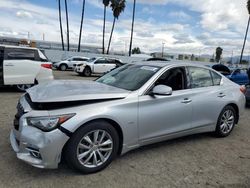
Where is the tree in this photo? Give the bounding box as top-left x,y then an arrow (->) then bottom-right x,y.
78,0 -> 86,52
65,0 -> 70,51
102,0 -> 111,54
239,0 -> 250,64
107,0 -> 126,54
132,47 -> 141,54
215,47 -> 223,63
128,0 -> 136,56
58,0 -> 64,51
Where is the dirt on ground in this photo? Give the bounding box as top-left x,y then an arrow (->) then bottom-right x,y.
0,70 -> 250,188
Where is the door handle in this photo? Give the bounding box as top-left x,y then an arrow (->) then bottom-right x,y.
218,93 -> 226,98
181,98 -> 192,104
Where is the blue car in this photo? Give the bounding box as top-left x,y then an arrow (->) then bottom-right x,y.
226,68 -> 249,85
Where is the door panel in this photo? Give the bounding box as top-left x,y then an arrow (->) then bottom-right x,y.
138,90 -> 193,143
189,86 -> 224,129
94,60 -> 109,73
0,47 -> 4,85
4,59 -> 40,85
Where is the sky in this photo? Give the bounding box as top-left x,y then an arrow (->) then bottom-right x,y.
0,0 -> 250,57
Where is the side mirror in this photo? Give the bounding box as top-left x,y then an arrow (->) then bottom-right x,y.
151,85 -> 173,96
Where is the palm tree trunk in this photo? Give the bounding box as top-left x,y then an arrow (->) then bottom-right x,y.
102,6 -> 107,54
129,0 -> 136,56
65,0 -> 70,51
240,15 -> 250,64
58,0 -> 64,51
78,0 -> 85,52
107,17 -> 116,54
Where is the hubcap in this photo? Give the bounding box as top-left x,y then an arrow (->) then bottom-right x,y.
77,130 -> 113,168
220,110 -> 235,134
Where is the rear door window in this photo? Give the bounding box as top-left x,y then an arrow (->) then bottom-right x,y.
5,48 -> 36,61
188,67 -> 213,88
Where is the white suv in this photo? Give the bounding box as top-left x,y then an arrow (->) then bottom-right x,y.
0,45 -> 53,91
53,56 -> 89,71
74,57 -> 124,76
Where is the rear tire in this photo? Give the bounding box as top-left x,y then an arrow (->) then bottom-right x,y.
16,84 -> 33,92
83,67 -> 91,77
59,64 -> 67,71
214,105 -> 236,137
64,121 -> 119,174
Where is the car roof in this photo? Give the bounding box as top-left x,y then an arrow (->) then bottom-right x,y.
69,56 -> 89,58
0,44 -> 38,50
134,60 -> 214,69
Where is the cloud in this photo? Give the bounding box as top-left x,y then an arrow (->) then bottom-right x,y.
168,11 -> 191,21
0,0 -> 249,57
16,10 -> 33,18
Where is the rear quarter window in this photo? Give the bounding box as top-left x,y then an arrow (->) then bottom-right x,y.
5,48 -> 36,61
210,71 -> 222,86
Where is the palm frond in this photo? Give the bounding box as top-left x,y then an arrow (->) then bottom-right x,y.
103,0 -> 110,7
110,0 -> 126,19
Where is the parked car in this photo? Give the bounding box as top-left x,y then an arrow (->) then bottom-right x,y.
74,57 -> 124,76
226,68 -> 249,85
10,62 -> 245,174
53,56 -> 89,71
0,45 -> 53,91
212,64 -> 249,85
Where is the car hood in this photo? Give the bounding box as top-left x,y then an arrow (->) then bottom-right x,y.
27,80 -> 130,103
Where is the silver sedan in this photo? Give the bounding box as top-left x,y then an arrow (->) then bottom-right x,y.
10,62 -> 246,174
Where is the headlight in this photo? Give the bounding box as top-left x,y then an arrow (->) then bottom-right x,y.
26,114 -> 75,132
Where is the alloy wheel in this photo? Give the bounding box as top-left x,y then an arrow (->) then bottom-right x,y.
219,109 -> 235,134
77,130 -> 113,168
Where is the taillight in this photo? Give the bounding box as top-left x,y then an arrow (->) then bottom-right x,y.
41,63 -> 52,69
240,85 -> 246,94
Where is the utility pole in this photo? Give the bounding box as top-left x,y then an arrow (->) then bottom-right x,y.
162,42 -> 165,57
128,0 -> 136,56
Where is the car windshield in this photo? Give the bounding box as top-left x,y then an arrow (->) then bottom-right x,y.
96,64 -> 160,91
87,57 -> 96,62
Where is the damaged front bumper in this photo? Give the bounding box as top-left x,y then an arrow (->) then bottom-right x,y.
10,125 -> 69,169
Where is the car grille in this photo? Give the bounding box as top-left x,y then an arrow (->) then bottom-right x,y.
13,102 -> 26,131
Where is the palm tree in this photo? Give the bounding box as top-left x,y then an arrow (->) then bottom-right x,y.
239,0 -> 250,64
78,0 -> 86,52
128,0 -> 136,56
58,0 -> 64,51
215,47 -> 223,63
107,0 -> 126,54
102,0 -> 110,54
65,0 -> 70,51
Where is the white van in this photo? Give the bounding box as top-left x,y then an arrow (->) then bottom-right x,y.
0,45 -> 54,91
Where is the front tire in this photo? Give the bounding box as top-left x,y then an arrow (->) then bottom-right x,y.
215,106 -> 236,137
83,67 -> 91,77
64,121 -> 119,174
